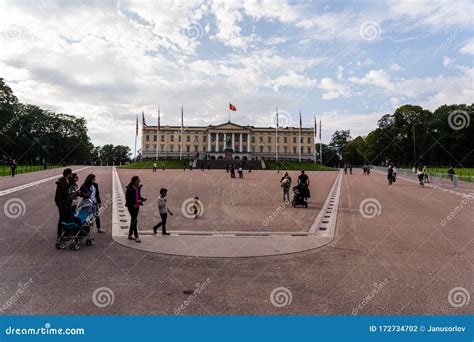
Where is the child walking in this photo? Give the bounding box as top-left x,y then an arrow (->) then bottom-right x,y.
153,188 -> 173,235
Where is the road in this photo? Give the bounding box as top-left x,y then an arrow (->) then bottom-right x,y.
0,166 -> 472,315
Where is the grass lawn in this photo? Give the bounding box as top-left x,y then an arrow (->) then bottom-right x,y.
0,164 -> 62,177
427,167 -> 474,182
265,160 -> 336,171
118,160 -> 190,169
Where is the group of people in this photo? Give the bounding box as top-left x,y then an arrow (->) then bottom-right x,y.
54,168 -> 103,240
386,163 -> 398,185
343,163 -> 353,175
227,164 -> 245,178
280,170 -> 311,202
362,164 -> 371,175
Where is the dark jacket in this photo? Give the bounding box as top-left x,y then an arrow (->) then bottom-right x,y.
80,183 -> 101,204
55,177 -> 71,208
125,184 -> 144,209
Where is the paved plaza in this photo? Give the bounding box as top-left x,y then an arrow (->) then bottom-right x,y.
0,166 -> 472,315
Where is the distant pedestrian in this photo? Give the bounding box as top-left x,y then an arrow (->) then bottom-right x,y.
153,188 -> 172,235
125,176 -> 147,242
423,166 -> 429,183
238,165 -> 243,178
230,164 -> 236,178
10,159 -> 16,177
248,165 -> 252,173
200,162 -> 204,171
80,174 -> 104,233
152,162 -> 157,172
448,166 -> 455,181
387,164 -> 394,185
189,160 -> 193,170
417,167 -> 425,187
207,163 -> 211,171
344,163 -> 347,175
280,171 -> 292,202
55,168 -> 73,239
183,162 -> 186,171
226,164 -> 229,173
349,164 -> 352,175
297,170 -> 311,200
162,164 -> 165,171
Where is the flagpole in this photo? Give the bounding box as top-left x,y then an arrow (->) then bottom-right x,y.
319,118 -> 323,165
298,110 -> 302,163
156,107 -> 160,161
140,111 -> 144,162
180,105 -> 183,161
314,115 -> 317,165
134,114 -> 138,162
275,106 -> 279,162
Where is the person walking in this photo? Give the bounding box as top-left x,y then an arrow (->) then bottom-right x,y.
387,164 -> 394,185
183,161 -> 186,171
349,164 -> 353,175
55,168 -> 73,239
80,174 -> 104,233
10,159 -> 16,177
125,176 -> 147,242
423,166 -> 429,183
229,164 -> 236,178
207,163 -> 211,171
297,170 -> 310,200
238,165 -> 243,178
417,167 -> 425,187
344,163 -> 348,175
152,162 -> 157,172
280,171 -> 292,202
192,197 -> 201,218
153,188 -> 173,235
226,164 -> 229,173
448,166 -> 455,181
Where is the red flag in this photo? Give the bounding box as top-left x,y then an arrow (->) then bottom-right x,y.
229,103 -> 236,111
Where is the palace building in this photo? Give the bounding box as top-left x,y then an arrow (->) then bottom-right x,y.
141,121 -> 316,161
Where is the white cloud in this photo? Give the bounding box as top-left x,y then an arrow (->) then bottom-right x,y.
271,71 -> 317,92
459,38 -> 474,55
442,56 -> 453,67
319,78 -> 351,100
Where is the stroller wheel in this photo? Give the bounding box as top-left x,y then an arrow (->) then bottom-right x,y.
70,243 -> 80,251
86,238 -> 95,246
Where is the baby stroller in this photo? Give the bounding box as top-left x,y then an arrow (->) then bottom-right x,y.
292,183 -> 309,208
55,198 -> 96,251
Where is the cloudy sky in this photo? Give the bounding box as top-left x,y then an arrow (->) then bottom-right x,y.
0,0 -> 472,149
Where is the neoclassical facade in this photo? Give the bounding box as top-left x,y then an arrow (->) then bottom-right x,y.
142,122 -> 315,161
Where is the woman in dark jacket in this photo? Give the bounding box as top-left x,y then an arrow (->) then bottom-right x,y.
80,174 -> 104,233
125,176 -> 147,242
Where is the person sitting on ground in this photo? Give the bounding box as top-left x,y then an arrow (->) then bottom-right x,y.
153,188 -> 173,235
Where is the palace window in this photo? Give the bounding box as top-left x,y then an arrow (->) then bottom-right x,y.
293,147 -> 297,153
153,135 -> 157,142
307,147 -> 311,153
293,137 -> 296,144
160,144 -> 164,152
284,146 -> 288,153
161,135 -> 165,142
259,146 -> 264,153
307,137 -> 311,143
153,144 -> 157,151
284,137 -> 288,143
251,136 -> 255,143
268,146 -> 272,153
170,135 -> 174,142
203,135 -> 206,142
186,145 -> 190,152
170,145 -> 174,152
268,136 -> 272,143
146,135 -> 150,142
186,135 -> 190,142
251,146 -> 256,153
145,144 -> 149,151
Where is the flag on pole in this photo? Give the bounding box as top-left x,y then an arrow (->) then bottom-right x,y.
180,105 -> 184,160
314,116 -> 317,140
229,103 -> 236,111
142,111 -> 147,127
276,108 -> 279,128
276,106 -> 279,162
157,107 -> 161,131
299,110 -> 302,163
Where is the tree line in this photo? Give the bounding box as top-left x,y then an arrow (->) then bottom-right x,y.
0,78 -> 130,166
326,104 -> 473,168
